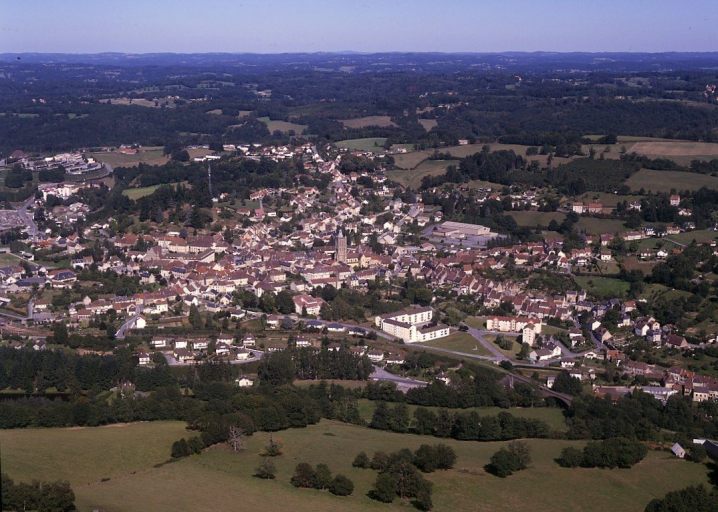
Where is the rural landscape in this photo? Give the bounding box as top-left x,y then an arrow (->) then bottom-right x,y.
2,1 -> 718,512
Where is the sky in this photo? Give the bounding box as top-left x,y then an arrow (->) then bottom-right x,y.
1,0 -> 716,54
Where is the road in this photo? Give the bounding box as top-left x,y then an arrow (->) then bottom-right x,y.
115,313 -> 143,340
162,349 -> 265,366
370,365 -> 427,391
13,196 -> 40,240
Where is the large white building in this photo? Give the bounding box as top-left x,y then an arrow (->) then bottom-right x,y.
375,307 -> 450,343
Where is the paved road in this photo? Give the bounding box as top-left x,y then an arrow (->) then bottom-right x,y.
163,349 -> 265,366
14,196 -> 39,240
467,327 -> 510,360
370,365 -> 427,391
115,313 -> 143,340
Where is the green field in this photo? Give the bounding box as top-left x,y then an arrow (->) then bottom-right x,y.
626,169 -> 718,193
0,252 -> 23,265
386,159 -> 451,189
258,117 -> 307,134
336,137 -> 388,152
340,116 -> 397,129
421,331 -> 492,357
0,421 -> 709,512
576,217 -> 629,235
509,211 -> 566,228
574,276 -> 630,299
90,147 -> 168,168
122,181 -> 184,200
665,229 -> 718,246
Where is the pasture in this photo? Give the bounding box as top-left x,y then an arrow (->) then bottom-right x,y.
418,118 -> 438,131
509,211 -> 566,228
0,420 -> 709,512
340,115 -> 397,129
258,117 -> 307,134
629,140 -> 718,165
386,159 -> 451,189
625,169 -> 718,193
336,137 -> 388,152
573,276 -> 630,299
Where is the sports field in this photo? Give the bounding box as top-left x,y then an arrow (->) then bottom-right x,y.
0,421 -> 709,512
90,147 -> 168,168
626,169 -> 718,193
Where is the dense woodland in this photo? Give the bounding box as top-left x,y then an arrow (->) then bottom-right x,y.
2,53 -> 718,154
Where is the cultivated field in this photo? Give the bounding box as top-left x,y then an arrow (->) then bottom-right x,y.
258,117 -> 307,134
386,159 -> 451,188
336,138 -> 388,152
0,421 -> 708,512
90,147 -> 168,168
625,169 -> 718,193
340,116 -> 397,129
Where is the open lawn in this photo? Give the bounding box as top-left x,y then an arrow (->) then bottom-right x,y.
509,211 -> 565,228
0,252 -> 23,265
336,137 -> 388,152
122,182 -> 185,200
258,117 -> 307,134
90,147 -> 168,168
386,159 -> 451,189
576,217 -> 629,235
665,229 -> 718,246
574,276 -> 630,299
421,331 -> 492,357
1,420 -> 709,512
340,116 -> 397,129
626,169 -> 718,193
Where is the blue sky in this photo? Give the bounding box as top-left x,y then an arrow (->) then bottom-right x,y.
1,0 -> 715,53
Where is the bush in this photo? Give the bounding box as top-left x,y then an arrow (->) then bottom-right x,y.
328,474 -> 354,496
556,447 -> 584,468
263,439 -> 283,457
413,444 -> 457,472
290,463 -> 317,488
352,451 -> 370,469
581,438 -> 647,469
370,451 -> 389,471
486,441 -> 531,477
254,459 -> 276,479
645,484 -> 718,512
369,472 -> 397,503
314,463 -> 332,490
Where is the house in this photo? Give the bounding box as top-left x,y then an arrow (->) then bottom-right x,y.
137,352 -> 152,366
529,342 -> 562,362
293,293 -> 325,316
664,334 -> 689,350
326,323 -> 346,333
174,348 -> 194,363
367,349 -> 385,363
235,348 -> 252,361
241,335 -> 256,347
670,194 -> 681,207
235,377 -> 254,388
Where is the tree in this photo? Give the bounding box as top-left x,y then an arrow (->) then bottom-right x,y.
227,425 -> 245,452
369,472 -> 397,503
189,304 -> 202,329
314,463 -> 332,490
352,451 -> 370,468
370,451 -> 389,471
552,371 -> 583,396
645,485 -> 718,512
328,474 -> 354,496
52,322 -> 68,345
486,441 -> 531,477
263,437 -> 283,457
433,444 -> 457,470
413,445 -> 437,472
276,290 -> 294,314
254,459 -> 277,479
290,463 -> 317,488
171,438 -> 190,458
556,446 -> 584,467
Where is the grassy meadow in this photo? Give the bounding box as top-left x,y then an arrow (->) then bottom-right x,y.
0,420 -> 710,512
626,169 -> 718,193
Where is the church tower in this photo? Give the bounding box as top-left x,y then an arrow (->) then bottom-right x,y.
335,228 -> 347,263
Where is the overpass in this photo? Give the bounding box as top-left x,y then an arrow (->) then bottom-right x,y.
502,373 -> 574,406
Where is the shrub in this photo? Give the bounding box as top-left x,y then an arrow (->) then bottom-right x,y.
290,463 -> 317,488
328,474 -> 354,496
369,472 -> 397,503
370,451 -> 389,471
352,451 -> 370,469
486,441 -> 531,477
254,459 -> 276,479
557,447 -> 584,468
314,463 -> 332,490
